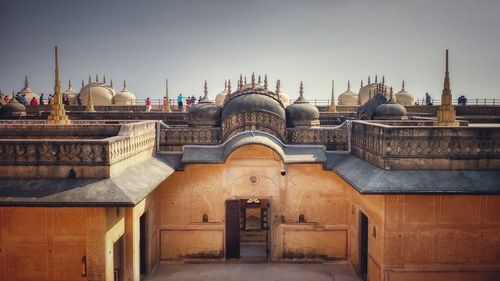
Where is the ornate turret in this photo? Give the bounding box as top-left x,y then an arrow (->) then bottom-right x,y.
47,46 -> 71,124
187,80 -> 221,127
329,80 -> 337,112
435,49 -> 458,126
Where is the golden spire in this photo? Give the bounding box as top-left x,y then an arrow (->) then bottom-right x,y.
87,86 -> 95,112
47,46 -> 71,124
164,79 -> 171,112
329,80 -> 337,112
436,49 -> 458,126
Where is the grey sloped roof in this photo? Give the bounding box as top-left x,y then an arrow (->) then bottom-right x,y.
181,130 -> 326,164
0,154 -> 181,207
326,153 -> 500,194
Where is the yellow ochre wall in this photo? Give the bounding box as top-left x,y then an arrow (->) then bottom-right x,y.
157,144 -> 385,263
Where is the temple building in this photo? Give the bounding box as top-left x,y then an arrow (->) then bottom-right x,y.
0,49 -> 499,281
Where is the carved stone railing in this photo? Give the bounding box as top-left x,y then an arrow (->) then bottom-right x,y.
161,127 -> 221,145
286,126 -> 349,151
351,120 -> 500,170
0,120 -> 157,178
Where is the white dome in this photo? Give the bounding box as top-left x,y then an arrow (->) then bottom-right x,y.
338,90 -> 358,105
78,82 -> 115,106
63,81 -> 78,105
114,90 -> 136,105
395,82 -> 415,106
358,83 -> 390,105
215,90 -> 227,105
277,91 -> 291,107
19,77 -> 39,101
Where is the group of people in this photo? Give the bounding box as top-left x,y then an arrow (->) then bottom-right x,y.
176,94 -> 202,110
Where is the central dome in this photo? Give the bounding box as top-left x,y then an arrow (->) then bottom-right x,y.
221,79 -> 285,141
79,80 -> 115,106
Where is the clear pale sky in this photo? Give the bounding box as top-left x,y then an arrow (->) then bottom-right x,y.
1,0 -> 499,102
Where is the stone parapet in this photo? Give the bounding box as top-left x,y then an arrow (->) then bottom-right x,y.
351,120 -> 500,170
286,126 -> 348,151
0,120 -> 156,178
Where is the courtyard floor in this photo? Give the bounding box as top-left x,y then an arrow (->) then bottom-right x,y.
145,262 -> 361,281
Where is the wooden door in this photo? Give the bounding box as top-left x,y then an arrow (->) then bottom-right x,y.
225,200 -> 240,259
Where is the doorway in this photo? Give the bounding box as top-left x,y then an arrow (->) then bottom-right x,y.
113,236 -> 124,281
359,211 -> 368,281
139,212 -> 147,277
225,199 -> 269,262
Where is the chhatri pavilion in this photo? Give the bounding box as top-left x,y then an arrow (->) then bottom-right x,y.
0,47 -> 499,281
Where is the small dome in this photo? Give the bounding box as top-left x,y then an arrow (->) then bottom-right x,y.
395,81 -> 415,106
374,90 -> 407,120
0,95 -> 26,117
221,78 -> 286,140
79,82 -> 115,106
338,81 -> 358,106
113,81 -> 136,105
63,80 -> 78,105
19,76 -> 39,101
285,83 -> 320,127
188,81 -> 221,126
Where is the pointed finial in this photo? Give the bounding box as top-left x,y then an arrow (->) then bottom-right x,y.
227,79 -> 231,95
368,76 -> 371,84
103,75 -> 106,84
402,80 -> 405,91
347,80 -> 351,91
258,75 -> 261,84
123,80 -> 127,91
68,79 -> 72,89
203,80 -> 208,97
382,75 -> 385,85
244,76 -> 247,84
24,76 -> 29,88
264,74 -> 268,90
251,73 -> 255,89
95,74 -> 98,83
375,75 -> 378,84
276,79 -> 281,93
330,80 -> 337,112
224,80 -> 227,91
299,81 -> 304,97
54,46 -> 61,105
239,74 -> 243,89
81,79 -> 84,88
165,79 -> 169,98
361,79 -> 364,88
444,49 -> 450,91
110,79 -> 113,88
88,75 -> 91,84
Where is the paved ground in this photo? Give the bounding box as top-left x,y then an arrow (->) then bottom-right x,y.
145,262 -> 361,281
